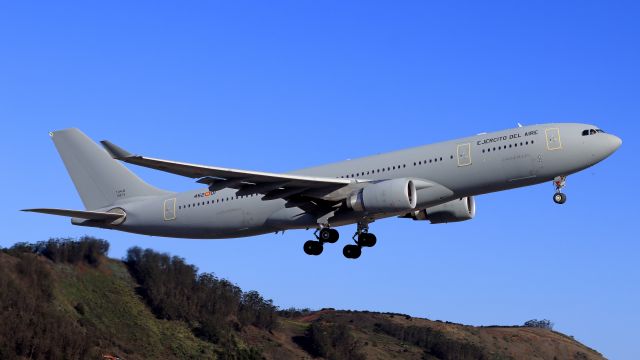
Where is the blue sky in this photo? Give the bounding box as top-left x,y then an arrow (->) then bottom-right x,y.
1,1 -> 638,358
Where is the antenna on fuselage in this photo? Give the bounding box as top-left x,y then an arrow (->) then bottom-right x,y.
517,122 -> 524,128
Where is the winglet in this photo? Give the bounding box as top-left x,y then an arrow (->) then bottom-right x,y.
100,140 -> 134,159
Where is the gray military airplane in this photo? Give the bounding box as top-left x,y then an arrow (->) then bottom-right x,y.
24,124 -> 621,259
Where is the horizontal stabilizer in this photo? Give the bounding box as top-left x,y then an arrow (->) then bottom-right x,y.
21,208 -> 125,221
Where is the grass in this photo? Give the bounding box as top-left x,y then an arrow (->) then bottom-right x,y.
53,259 -> 218,360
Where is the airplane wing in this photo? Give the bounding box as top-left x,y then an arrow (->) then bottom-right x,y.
100,140 -> 360,201
21,208 -> 125,221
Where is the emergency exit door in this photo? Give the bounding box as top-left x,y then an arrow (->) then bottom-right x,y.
457,143 -> 472,166
163,198 -> 176,221
545,128 -> 562,151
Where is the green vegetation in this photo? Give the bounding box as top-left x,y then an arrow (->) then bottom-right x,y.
125,247 -> 277,343
0,252 -> 89,359
0,237 -> 605,360
305,322 -> 366,360
373,318 -> 484,359
523,319 -> 554,330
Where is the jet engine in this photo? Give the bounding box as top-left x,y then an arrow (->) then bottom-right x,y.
347,178 -> 417,213
408,197 -> 476,224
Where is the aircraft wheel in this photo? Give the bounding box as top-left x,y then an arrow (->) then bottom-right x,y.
319,228 -> 339,243
358,233 -> 377,247
553,192 -> 567,205
343,244 -> 362,259
304,240 -> 323,256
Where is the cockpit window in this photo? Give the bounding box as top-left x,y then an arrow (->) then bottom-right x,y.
583,128 -> 606,136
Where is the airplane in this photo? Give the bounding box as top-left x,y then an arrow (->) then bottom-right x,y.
23,124 -> 621,259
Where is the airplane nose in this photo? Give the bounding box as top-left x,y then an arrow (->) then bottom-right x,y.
610,134 -> 622,151
604,134 -> 622,156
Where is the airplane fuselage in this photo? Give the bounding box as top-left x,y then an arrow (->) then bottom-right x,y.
93,122 -> 620,239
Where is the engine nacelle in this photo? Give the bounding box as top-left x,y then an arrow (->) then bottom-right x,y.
347,178 -> 417,213
408,197 -> 476,224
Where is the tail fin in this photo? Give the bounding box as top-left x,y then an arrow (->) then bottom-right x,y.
50,128 -> 169,210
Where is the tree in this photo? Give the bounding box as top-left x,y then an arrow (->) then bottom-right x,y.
524,319 -> 554,330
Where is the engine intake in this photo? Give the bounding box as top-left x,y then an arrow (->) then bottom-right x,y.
347,178 -> 417,213
408,197 -> 476,224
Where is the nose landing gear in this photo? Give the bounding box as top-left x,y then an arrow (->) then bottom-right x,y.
553,176 -> 567,205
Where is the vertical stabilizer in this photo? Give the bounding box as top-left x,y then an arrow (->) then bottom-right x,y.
50,128 -> 169,210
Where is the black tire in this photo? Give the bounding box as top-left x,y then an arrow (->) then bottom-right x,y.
328,229 -> 339,243
304,240 -> 323,256
343,244 -> 362,259
553,192 -> 567,205
319,228 -> 339,243
358,233 -> 377,247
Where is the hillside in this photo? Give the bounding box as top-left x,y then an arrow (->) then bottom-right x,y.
0,238 -> 605,360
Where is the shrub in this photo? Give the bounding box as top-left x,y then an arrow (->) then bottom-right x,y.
523,319 -> 554,330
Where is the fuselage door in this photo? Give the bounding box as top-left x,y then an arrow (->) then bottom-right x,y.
545,128 -> 562,151
163,198 -> 176,221
457,143 -> 472,166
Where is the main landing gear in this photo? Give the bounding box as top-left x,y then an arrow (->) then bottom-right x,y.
343,221 -> 377,260
553,176 -> 567,205
303,228 -> 339,256
302,221 -> 377,259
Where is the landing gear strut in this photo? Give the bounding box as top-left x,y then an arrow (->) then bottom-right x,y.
553,176 -> 567,205
343,221 -> 377,259
303,227 -> 339,256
